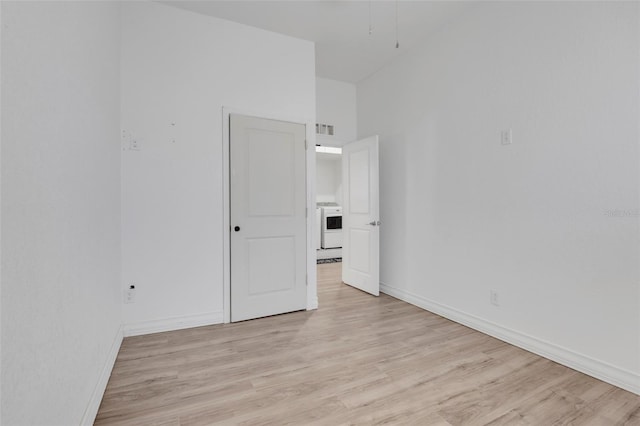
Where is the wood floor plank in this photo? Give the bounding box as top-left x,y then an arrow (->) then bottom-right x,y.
95,262 -> 640,425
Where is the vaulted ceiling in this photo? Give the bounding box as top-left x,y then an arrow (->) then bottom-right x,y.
161,1 -> 473,83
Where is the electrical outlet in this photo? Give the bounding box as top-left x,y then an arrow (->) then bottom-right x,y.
124,285 -> 136,304
501,129 -> 512,145
129,138 -> 140,151
490,290 -> 499,306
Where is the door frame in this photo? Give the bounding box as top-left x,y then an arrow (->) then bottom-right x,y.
222,106 -> 318,323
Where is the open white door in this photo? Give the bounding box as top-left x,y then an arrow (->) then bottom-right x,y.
230,114 -> 307,322
342,135 -> 380,296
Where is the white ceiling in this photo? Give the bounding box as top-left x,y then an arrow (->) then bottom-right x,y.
161,1 -> 473,83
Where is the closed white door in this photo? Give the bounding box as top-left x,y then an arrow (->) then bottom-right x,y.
230,114 -> 307,322
342,135 -> 380,296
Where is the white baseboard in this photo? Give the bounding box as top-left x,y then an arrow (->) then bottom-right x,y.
380,282 -> 640,396
81,325 -> 124,426
316,248 -> 342,260
307,298 -> 319,310
123,311 -> 224,337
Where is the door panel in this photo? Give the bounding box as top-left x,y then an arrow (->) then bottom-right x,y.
348,150 -> 371,214
248,129 -> 295,216
230,114 -> 307,322
349,229 -> 371,273
247,237 -> 295,295
342,135 -> 380,296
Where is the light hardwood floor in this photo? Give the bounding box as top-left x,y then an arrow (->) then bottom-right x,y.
96,262 -> 640,425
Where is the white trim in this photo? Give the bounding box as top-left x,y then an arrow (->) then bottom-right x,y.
307,297 -> 319,310
222,106 -> 317,324
380,282 -> 640,396
80,325 -> 124,426
222,108 -> 231,323
315,146 -> 342,155
123,311 -> 223,337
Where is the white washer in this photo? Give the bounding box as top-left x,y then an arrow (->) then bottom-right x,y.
321,206 -> 342,249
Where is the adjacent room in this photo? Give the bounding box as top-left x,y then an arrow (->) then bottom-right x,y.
2,1 -> 639,425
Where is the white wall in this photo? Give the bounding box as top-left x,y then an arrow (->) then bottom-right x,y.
316,155 -> 342,204
0,4 -> 4,422
1,2 -> 122,424
121,2 -> 316,331
315,77 -> 355,205
316,77 -> 357,146
358,2 -> 640,393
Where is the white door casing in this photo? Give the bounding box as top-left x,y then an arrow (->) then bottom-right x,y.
342,135 -> 380,296
230,114 -> 307,322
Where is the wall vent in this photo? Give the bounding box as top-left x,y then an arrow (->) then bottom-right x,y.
316,123 -> 334,136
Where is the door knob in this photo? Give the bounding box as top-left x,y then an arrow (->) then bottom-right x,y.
367,221 -> 380,226
234,226 -> 240,232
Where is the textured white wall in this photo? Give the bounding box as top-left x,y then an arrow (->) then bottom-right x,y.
316,156 -> 342,204
121,2 -> 316,328
358,1 -> 640,391
315,77 -> 354,207
316,77 -> 357,146
1,2 -> 122,424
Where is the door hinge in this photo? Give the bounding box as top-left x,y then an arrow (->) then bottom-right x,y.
306,207 -> 308,218
305,139 -> 308,150
306,274 -> 308,286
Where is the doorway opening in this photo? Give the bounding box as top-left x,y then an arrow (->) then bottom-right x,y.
316,145 -> 344,272
316,145 -> 345,306
316,136 -> 379,297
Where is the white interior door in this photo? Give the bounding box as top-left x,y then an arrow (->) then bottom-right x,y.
230,114 -> 307,322
342,135 -> 380,296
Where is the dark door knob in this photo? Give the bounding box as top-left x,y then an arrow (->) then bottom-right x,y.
234,226 -> 240,232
